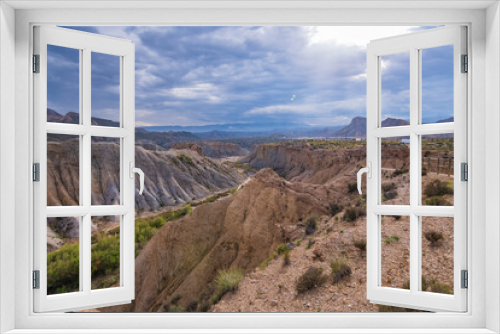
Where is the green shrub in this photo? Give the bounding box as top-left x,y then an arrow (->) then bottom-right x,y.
296,238 -> 302,246
211,268 -> 244,303
276,243 -> 287,255
382,182 -> 396,192
392,169 -> 409,177
347,182 -> 358,194
354,238 -> 366,251
384,235 -> 400,244
259,257 -> 272,269
343,206 -> 366,222
330,258 -> 352,284
177,154 -> 194,165
425,196 -> 452,206
283,248 -> 291,266
424,231 -> 444,245
403,276 -> 452,295
424,179 -> 453,197
329,203 -> 343,217
296,267 -> 327,293
305,217 -> 317,235
185,300 -> 198,312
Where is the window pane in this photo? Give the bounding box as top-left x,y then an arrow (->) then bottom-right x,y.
421,216 -> 454,294
421,135 -> 454,206
381,137 -> 410,205
47,134 -> 80,206
381,52 -> 410,127
47,217 -> 80,295
47,45 -> 80,124
91,137 -> 121,205
381,215 -> 410,289
421,45 -> 454,124
91,52 -> 121,127
91,215 -> 121,290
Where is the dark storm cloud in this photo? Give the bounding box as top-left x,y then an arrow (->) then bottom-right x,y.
49,26 -> 451,127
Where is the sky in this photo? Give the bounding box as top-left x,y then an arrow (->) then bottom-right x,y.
47,26 -> 453,129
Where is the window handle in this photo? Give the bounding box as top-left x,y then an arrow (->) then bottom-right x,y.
357,162 -> 372,195
129,162 -> 145,195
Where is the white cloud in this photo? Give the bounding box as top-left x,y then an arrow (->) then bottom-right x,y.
307,26 -> 422,47
246,98 -> 365,116
165,83 -> 224,103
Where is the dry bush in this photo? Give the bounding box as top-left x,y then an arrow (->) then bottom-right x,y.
425,196 -> 452,206
296,266 -> 327,293
305,217 -> 317,235
347,182 -> 358,194
424,179 -> 453,197
354,239 -> 366,251
424,231 -> 444,245
331,258 -> 352,284
382,182 -> 396,192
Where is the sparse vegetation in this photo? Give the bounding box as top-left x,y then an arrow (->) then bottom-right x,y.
305,217 -> 317,235
210,267 -> 244,304
382,182 -> 396,192
331,258 -> 352,284
343,206 -> 366,222
347,182 -> 358,194
402,276 -> 452,295
296,238 -> 302,246
329,203 -> 343,217
306,238 -> 315,249
425,196 -> 452,206
177,154 -> 194,165
424,179 -> 454,197
296,266 -> 327,293
354,238 -> 366,251
283,248 -> 291,266
259,257 -> 273,270
392,168 -> 409,177
424,231 -> 444,245
384,235 -> 400,244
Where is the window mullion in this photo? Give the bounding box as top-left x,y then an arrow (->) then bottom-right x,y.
409,47 -> 420,294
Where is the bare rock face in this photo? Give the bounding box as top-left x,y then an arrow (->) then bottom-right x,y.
242,143 -> 366,184
105,168 -> 335,312
171,142 -> 206,156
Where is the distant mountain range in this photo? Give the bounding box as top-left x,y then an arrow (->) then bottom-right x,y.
47,109 -> 453,141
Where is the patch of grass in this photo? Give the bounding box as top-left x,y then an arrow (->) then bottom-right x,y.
306,238 -> 315,249
384,235 -> 400,244
425,196 -> 452,206
296,266 -> 327,293
354,238 -> 366,251
283,248 -> 291,266
276,243 -> 288,255
259,257 -> 272,270
185,300 -> 198,312
296,238 -> 302,246
424,231 -> 444,245
210,267 -> 244,304
331,258 -> 352,284
177,154 -> 194,165
403,276 -> 452,295
424,179 -> 454,197
339,228 -> 344,233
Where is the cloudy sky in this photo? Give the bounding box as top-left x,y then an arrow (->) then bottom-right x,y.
47,26 -> 453,129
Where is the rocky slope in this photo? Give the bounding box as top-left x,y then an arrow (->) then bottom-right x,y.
197,141 -> 249,158
103,167 -> 361,312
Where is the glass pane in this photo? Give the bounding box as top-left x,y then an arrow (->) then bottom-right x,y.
47,134 -> 80,206
421,45 -> 454,124
381,52 -> 410,127
91,52 -> 120,127
381,137 -> 410,205
47,45 -> 80,124
421,135 -> 454,206
91,215 -> 121,290
47,217 -> 80,295
381,215 -> 410,289
421,216 -> 454,294
91,137 -> 121,205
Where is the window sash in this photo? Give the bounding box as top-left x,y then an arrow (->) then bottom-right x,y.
366,26 -> 467,312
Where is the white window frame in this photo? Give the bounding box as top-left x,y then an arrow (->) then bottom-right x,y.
33,26 -> 136,312
365,26 -> 467,312
1,2 -> 499,333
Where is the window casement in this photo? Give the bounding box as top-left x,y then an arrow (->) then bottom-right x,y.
32,26 -> 138,312
362,26 -> 467,312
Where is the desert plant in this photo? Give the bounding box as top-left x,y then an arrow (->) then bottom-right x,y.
329,203 -> 343,216
424,179 -> 453,197
343,206 -> 366,222
403,276 -> 452,295
424,231 -> 444,245
347,182 -> 358,194
306,238 -> 315,249
185,300 -> 198,312
296,266 -> 327,293
382,182 -> 396,192
177,154 -> 194,165
276,243 -> 288,255
331,258 -> 352,284
283,248 -> 291,266
425,196 -> 452,206
384,235 -> 400,244
259,257 -> 272,270
305,217 -> 317,235
210,267 -> 244,304
354,238 -> 366,251
296,238 -> 302,246
392,168 -> 409,177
